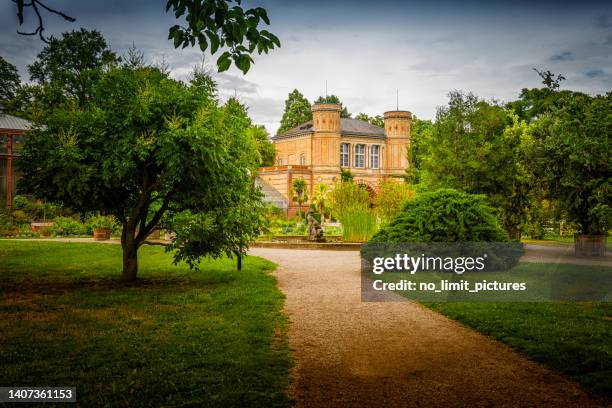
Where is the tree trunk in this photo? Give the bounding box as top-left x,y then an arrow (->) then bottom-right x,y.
121,224 -> 139,282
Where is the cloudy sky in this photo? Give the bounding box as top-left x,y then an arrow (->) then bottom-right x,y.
1,0 -> 610,133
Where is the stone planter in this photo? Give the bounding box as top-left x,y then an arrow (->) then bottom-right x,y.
574,234 -> 607,257
93,228 -> 111,241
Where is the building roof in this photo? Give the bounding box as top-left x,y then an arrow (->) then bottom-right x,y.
0,113 -> 32,131
273,118 -> 385,140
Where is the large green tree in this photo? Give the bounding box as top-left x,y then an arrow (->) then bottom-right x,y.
18,67 -> 264,281
278,89 -> 312,134
420,91 -> 531,239
248,125 -> 276,166
0,56 -> 20,104
28,29 -> 119,107
525,92 -> 611,235
12,0 -> 280,74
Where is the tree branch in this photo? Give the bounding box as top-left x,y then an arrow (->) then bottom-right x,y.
13,0 -> 75,43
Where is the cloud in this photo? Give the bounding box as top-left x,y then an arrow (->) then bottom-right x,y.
585,68 -> 608,78
550,51 -> 574,62
596,14 -> 612,28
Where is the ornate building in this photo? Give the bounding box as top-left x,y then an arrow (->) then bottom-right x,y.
256,102 -> 411,214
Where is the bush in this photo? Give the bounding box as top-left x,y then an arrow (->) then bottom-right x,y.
375,180 -> 414,225
370,189 -> 508,243
11,209 -> 30,225
11,195 -> 33,211
52,216 -> 86,236
85,214 -> 117,231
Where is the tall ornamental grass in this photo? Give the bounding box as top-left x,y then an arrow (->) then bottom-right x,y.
339,205 -> 377,242
328,181 -> 378,242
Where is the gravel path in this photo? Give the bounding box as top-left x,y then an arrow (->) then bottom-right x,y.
249,248 -> 608,408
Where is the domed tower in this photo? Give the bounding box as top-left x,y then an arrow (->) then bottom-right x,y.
383,110 -> 411,175
311,103 -> 341,170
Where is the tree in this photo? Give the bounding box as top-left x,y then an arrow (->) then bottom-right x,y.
311,183 -> 329,222
506,69 -> 581,123
314,95 -> 351,118
0,56 -> 20,104
405,116 -> 433,183
278,89 -> 312,134
533,68 -> 565,91
18,66 -> 263,281
12,0 -> 280,74
355,112 -> 384,128
290,178 -> 308,218
421,91 -> 531,239
248,125 -> 276,166
525,92 -> 611,235
374,179 -> 414,225
28,29 -> 119,107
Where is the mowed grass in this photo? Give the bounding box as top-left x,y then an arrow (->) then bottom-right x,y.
0,241 -> 292,407
420,266 -> 612,395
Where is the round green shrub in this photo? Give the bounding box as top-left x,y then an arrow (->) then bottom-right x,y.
53,216 -> 86,236
370,189 -> 508,243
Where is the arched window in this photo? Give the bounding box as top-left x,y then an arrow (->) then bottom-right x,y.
277,158 -> 283,166
299,154 -> 306,165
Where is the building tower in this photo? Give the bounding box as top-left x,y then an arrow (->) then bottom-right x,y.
311,103 -> 342,172
383,110 -> 411,176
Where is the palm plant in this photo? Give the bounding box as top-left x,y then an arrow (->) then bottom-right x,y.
311,183 -> 329,223
291,178 -> 308,218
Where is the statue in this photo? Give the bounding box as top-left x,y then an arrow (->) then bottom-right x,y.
306,208 -> 325,242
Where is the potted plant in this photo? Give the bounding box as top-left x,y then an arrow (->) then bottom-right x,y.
87,214 -> 116,241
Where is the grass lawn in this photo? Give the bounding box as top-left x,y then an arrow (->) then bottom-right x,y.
376,262 -> 611,394
424,301 -> 612,395
0,241 -> 292,407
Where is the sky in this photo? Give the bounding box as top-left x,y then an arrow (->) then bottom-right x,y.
0,0 -> 611,134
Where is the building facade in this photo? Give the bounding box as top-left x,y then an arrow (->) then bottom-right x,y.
0,113 -> 31,208
256,103 -> 411,215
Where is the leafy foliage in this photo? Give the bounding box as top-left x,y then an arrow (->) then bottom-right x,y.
248,125 -> 276,166
290,178 -> 308,217
18,66 -> 263,280
405,116 -> 433,183
355,112 -> 384,128
311,183 -> 329,222
374,180 -> 414,225
278,89 -> 312,134
420,91 -> 530,239
0,56 -> 20,103
28,29 -> 119,107
370,189 -> 508,243
166,0 -> 280,74
525,92 -> 611,235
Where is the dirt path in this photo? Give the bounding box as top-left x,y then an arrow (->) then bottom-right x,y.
249,248 -> 607,408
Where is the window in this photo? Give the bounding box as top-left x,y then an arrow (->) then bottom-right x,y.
299,154 -> 306,165
355,144 -> 365,168
278,158 -> 283,166
340,143 -> 349,167
0,135 -> 7,155
370,145 -> 380,169
12,135 -> 24,154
